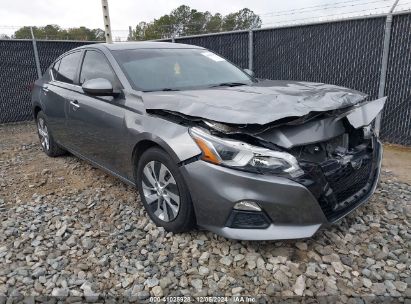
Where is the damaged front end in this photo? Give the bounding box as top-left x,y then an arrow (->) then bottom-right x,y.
149,96 -> 386,226
204,97 -> 385,224
289,128 -> 382,223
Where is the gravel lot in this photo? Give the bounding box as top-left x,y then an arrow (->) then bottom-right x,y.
0,122 -> 410,302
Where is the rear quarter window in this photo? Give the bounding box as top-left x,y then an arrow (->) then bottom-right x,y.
50,60 -> 61,80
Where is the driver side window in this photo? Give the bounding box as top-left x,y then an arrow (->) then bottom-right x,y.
80,50 -> 119,88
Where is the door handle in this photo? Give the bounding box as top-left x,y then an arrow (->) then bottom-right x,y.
70,100 -> 80,110
42,87 -> 49,93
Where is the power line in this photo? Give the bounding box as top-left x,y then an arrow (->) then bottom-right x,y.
0,25 -> 23,29
126,1 -> 401,30
97,0 -> 399,33
136,1 -> 390,29
2,1 -> 411,37
114,3 -> 411,34
261,4 -> 398,27
260,0 -> 390,18
395,1 -> 411,8
258,0 -> 390,16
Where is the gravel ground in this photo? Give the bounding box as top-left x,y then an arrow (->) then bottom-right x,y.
0,122 -> 410,302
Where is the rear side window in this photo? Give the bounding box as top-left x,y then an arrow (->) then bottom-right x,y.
55,52 -> 81,84
51,60 -> 61,79
80,50 -> 118,87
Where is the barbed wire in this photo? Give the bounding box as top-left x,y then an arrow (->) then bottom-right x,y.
1,0 -> 410,40
259,0 -> 391,17
126,0 -> 396,30
0,0 -> 396,32
127,6 -> 411,32
395,1 -> 411,8
126,2 -> 411,31
261,4 -> 408,27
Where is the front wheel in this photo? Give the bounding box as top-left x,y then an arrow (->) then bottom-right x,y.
136,147 -> 196,233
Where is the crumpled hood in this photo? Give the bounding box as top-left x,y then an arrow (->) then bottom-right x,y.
143,80 -> 368,125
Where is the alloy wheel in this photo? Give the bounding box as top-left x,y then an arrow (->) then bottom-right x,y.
37,118 -> 50,151
142,160 -> 181,222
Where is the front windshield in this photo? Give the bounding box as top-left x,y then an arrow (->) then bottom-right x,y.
112,48 -> 252,92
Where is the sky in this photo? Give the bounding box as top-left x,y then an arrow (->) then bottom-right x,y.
0,0 -> 410,39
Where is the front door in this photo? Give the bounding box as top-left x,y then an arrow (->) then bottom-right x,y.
66,50 -> 128,174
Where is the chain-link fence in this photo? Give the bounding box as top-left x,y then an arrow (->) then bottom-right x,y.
0,40 -> 37,123
1,12 -> 410,146
252,17 -> 385,101
0,40 -> 95,123
380,13 -> 411,146
175,32 -> 250,69
36,41 -> 97,72
171,13 -> 410,147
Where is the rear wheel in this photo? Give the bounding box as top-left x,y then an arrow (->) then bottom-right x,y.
36,111 -> 66,157
136,147 -> 195,232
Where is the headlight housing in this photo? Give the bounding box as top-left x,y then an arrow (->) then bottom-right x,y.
189,127 -> 303,177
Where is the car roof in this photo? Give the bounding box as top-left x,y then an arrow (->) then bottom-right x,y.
75,41 -> 204,51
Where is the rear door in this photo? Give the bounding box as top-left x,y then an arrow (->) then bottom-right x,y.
45,51 -> 82,145
66,49 -> 127,174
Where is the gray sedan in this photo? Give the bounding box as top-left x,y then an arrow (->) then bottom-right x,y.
31,42 -> 385,240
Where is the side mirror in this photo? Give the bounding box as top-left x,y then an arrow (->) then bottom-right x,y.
82,78 -> 114,96
244,69 -> 255,77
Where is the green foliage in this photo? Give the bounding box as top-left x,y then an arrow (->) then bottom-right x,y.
11,6 -> 261,41
222,8 -> 262,31
13,25 -> 105,41
130,6 -> 261,41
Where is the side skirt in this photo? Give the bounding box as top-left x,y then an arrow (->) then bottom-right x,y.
59,144 -> 136,188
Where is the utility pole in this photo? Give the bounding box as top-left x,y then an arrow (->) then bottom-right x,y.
101,0 -> 113,43
374,0 -> 400,135
128,26 -> 133,41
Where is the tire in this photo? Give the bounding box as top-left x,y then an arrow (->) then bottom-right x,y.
36,111 -> 66,157
136,147 -> 196,233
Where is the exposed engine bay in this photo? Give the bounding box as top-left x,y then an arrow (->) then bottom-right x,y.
147,96 -> 385,151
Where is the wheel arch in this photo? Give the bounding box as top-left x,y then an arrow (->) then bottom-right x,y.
131,134 -> 182,181
33,104 -> 42,120
132,135 -> 198,231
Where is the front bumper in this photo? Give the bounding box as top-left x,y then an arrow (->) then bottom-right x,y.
180,140 -> 382,241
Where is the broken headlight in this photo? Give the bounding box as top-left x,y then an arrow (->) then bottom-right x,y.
189,127 -> 303,177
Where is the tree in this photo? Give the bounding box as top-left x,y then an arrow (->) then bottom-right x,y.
130,5 -> 261,40
41,25 -> 63,39
66,26 -> 105,41
14,25 -> 64,39
91,29 -> 105,41
129,22 -> 148,41
205,13 -> 223,33
13,26 -> 37,39
13,25 -> 104,40
222,8 -> 262,31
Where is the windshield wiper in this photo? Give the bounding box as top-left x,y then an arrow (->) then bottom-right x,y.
161,88 -> 180,91
144,88 -> 180,92
210,82 -> 248,88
